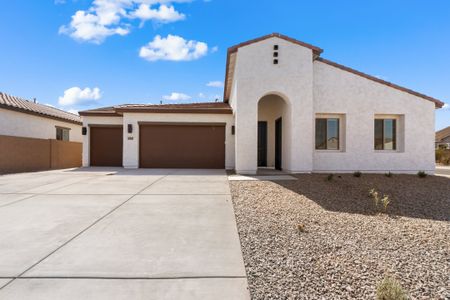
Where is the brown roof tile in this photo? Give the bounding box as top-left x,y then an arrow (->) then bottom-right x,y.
79,102 -> 233,116
436,126 -> 450,142
0,92 -> 82,124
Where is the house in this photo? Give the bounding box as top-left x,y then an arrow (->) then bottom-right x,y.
0,92 -> 82,173
0,92 -> 82,142
79,33 -> 444,174
436,126 -> 450,149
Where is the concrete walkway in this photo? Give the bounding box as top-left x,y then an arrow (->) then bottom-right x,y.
0,168 -> 249,300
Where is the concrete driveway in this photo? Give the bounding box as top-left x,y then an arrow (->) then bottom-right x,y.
0,168 -> 249,300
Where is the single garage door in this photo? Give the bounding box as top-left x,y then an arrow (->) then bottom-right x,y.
90,126 -> 123,166
139,123 -> 225,169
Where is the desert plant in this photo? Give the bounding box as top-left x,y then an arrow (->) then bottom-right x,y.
380,195 -> 390,212
369,188 -> 390,213
385,172 -> 393,178
297,223 -> 305,233
353,171 -> 362,177
376,276 -> 408,300
326,174 -> 334,181
417,171 -> 427,178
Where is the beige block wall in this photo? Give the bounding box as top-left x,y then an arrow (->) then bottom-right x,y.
0,135 -> 82,174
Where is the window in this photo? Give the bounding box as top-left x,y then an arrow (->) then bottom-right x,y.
315,118 -> 339,150
56,127 -> 70,141
374,119 -> 396,150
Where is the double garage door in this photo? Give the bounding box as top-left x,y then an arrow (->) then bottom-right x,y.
90,124 -> 225,169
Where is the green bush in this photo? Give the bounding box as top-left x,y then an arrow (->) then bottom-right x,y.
417,171 -> 427,178
376,276 -> 408,300
385,172 -> 393,178
326,174 -> 334,181
353,171 -> 362,177
436,149 -> 450,165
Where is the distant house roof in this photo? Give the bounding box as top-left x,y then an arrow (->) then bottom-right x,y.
223,33 -> 445,108
79,102 -> 233,116
0,92 -> 82,125
436,126 -> 450,143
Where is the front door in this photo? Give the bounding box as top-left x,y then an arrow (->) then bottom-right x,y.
275,117 -> 282,170
257,121 -> 267,167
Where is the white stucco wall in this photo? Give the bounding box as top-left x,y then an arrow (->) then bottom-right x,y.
0,108 -> 82,142
313,61 -> 436,173
81,116 -> 123,167
231,36 -> 314,174
122,113 -> 235,169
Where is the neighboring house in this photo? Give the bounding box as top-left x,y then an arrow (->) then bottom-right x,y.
436,126 -> 450,149
0,92 -> 83,174
79,33 -> 444,174
0,92 -> 82,142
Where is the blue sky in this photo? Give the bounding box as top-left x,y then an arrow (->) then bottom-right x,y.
0,0 -> 449,129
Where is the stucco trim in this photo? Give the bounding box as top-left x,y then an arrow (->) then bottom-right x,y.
316,58 -> 445,108
117,108 -> 232,114
138,121 -> 227,126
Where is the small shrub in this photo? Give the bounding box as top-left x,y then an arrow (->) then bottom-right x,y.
297,223 -> 305,233
417,171 -> 427,178
326,174 -> 334,181
380,195 -> 390,212
385,172 -> 393,178
369,188 -> 390,213
376,276 -> 408,300
353,171 -> 362,177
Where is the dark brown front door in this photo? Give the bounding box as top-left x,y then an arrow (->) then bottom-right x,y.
275,117 -> 282,170
258,121 -> 267,167
139,124 -> 225,169
90,126 -> 123,166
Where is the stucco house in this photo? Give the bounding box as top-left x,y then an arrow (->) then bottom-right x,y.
79,33 -> 444,174
0,92 -> 82,174
0,92 -> 82,142
436,126 -> 450,149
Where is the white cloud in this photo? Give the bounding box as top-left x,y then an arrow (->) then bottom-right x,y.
211,46 -> 218,53
198,92 -> 205,98
44,103 -> 55,107
140,34 -> 208,62
443,103 -> 449,109
132,4 -> 185,26
58,87 -> 102,106
206,81 -> 223,88
162,92 -> 191,101
60,0 -> 188,43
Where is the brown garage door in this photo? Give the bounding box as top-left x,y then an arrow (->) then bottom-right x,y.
139,123 -> 225,169
90,126 -> 123,166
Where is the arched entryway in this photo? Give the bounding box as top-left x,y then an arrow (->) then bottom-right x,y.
257,94 -> 289,170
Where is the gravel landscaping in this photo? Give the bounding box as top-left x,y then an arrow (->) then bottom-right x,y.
230,174 -> 450,299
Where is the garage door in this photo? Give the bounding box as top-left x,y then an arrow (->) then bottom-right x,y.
90,126 -> 123,166
139,123 -> 225,169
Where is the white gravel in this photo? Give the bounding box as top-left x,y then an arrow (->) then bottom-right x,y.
230,174 -> 450,299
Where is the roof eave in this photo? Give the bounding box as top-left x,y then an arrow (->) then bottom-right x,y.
0,103 -> 82,125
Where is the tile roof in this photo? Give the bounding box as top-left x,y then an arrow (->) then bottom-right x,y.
0,92 -> 82,124
436,126 -> 450,142
79,102 -> 233,116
